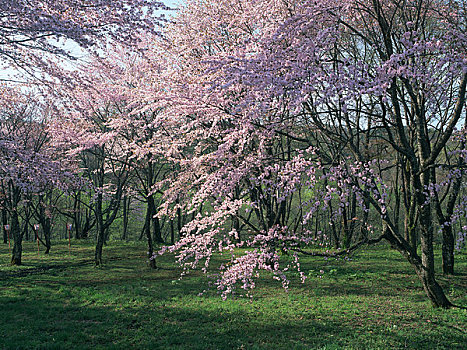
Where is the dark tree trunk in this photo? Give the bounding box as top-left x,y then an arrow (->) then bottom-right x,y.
384,221 -> 452,308
441,172 -> 461,275
433,183 -> 457,275
342,206 -> 351,249
393,162 -> 401,234
418,204 -> 451,307
73,191 -> 82,239
139,222 -> 146,241
177,206 -> 182,238
405,188 -> 418,250
81,212 -> 93,239
2,209 -> 7,244
432,160 -> 462,275
36,194 -> 52,254
148,195 -> 163,243
170,219 -> 175,244
95,231 -> 104,266
441,226 -> 455,275
122,195 -> 129,240
43,218 -> 52,254
10,211 -> 22,265
95,193 -> 104,266
349,192 -> 357,242
23,211 -> 30,242
92,153 -> 126,264
405,198 -> 418,250
144,202 -> 156,269
410,171 -> 452,308
153,216 -> 162,243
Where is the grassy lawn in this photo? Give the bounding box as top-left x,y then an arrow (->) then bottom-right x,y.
0,241 -> 465,349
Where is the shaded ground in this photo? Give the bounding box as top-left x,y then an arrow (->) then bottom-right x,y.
0,241 -> 465,349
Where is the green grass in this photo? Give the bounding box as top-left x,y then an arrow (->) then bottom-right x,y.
0,241 -> 465,349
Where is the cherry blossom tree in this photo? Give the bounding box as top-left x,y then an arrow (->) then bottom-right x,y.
0,86 -> 77,264
0,0 -> 170,83
0,0 -> 174,262
146,0 -> 466,308
52,88 -> 132,266
51,49 -> 165,265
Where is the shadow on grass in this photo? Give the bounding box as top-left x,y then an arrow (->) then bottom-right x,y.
1,293 -> 465,350
0,244 -> 465,349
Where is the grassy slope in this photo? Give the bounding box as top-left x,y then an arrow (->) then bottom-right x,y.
0,241 -> 465,349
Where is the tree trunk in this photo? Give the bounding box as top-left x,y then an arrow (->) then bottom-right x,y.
342,206 -> 351,249
148,195 -> 163,243
170,219 -> 175,244
147,235 -> 156,269
95,193 -> 104,266
153,216 -> 162,244
122,195 -> 129,240
81,212 -> 92,239
10,211 -> 22,265
95,231 -> 104,266
37,195 -> 52,254
433,196 -> 456,275
73,191 -> 82,239
441,226 -> 455,275
43,218 -> 52,254
2,209 -> 7,244
384,223 -> 452,308
418,203 -> 451,307
144,202 -> 156,269
23,212 -> 30,242
432,166 -> 459,275
410,170 -> 452,308
177,206 -> 182,239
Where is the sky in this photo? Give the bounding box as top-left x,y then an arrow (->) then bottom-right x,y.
0,0 -> 184,84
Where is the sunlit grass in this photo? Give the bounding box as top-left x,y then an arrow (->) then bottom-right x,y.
0,240 -> 465,349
